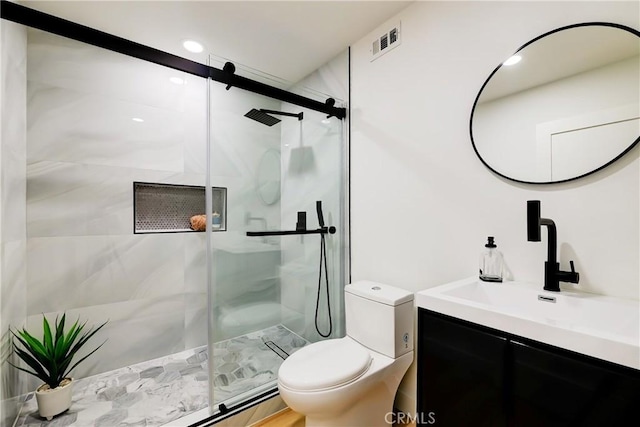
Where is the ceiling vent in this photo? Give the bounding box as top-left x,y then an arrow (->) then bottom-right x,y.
371,22 -> 401,62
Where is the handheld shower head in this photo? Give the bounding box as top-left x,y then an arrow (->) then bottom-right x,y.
316,200 -> 325,228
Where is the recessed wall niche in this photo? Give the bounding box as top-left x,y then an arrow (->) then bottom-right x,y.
133,182 -> 227,233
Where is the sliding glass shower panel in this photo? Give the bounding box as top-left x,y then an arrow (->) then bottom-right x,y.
7,27 -> 210,426
207,83 -> 283,409
279,105 -> 346,344
207,56 -> 348,412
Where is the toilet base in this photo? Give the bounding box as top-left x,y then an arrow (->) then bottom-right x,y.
304,380 -> 396,427
279,345 -> 413,427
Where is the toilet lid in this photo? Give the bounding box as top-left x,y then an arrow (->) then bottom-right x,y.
278,338 -> 371,391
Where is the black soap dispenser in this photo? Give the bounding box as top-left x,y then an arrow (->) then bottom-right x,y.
479,236 -> 504,282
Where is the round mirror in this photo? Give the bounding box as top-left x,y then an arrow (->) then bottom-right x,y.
256,149 -> 281,205
470,23 -> 639,184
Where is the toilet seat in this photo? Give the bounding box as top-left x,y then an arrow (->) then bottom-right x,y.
279,338 -> 372,391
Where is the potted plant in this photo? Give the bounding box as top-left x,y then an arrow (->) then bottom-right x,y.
10,313 -> 107,420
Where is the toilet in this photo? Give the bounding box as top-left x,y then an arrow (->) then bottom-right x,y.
277,281 -> 414,427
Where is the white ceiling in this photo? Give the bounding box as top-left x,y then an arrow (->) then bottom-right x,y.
23,0 -> 413,83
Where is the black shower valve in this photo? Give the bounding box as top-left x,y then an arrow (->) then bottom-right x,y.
296,211 -> 307,231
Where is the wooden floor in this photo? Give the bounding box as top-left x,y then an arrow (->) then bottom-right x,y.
251,408 -> 304,427
250,408 -> 416,427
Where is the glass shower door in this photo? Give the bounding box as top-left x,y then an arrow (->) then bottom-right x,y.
206,61 -> 347,413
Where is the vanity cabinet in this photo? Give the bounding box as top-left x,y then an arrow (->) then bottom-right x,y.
417,309 -> 640,427
417,310 -> 507,426
511,340 -> 639,426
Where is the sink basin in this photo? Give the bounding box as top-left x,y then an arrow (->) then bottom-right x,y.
416,277 -> 639,369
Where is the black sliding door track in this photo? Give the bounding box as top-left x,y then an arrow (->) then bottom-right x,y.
0,0 -> 346,120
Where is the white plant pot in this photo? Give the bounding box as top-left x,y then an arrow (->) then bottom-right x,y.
35,378 -> 73,421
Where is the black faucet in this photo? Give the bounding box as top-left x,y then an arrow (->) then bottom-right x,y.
527,201 -> 579,292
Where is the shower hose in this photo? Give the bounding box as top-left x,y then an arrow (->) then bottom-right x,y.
315,231 -> 332,338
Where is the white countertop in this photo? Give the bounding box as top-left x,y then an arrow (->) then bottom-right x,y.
416,277 -> 639,370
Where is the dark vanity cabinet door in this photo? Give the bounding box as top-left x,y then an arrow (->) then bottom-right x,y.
418,309 -> 640,427
418,310 -> 508,426
511,340 -> 640,427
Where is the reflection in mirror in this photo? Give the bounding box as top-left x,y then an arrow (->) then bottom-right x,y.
471,23 -> 640,184
256,149 -> 281,205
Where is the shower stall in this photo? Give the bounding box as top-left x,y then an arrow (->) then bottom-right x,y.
0,3 -> 348,426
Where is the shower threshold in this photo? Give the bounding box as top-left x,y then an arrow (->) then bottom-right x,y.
13,325 -> 308,427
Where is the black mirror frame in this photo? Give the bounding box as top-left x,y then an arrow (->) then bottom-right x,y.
469,22 -> 640,185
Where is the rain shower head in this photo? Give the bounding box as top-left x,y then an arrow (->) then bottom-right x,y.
245,109 -> 281,126
244,108 -> 303,126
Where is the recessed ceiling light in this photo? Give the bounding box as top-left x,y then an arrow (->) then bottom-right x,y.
503,55 -> 522,66
170,77 -> 185,85
183,40 -> 204,53
132,117 -> 144,122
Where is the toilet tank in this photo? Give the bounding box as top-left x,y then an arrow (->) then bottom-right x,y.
345,281 -> 414,358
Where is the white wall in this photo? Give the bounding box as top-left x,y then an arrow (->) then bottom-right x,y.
350,0 -> 639,414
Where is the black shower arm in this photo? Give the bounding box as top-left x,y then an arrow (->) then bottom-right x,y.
260,109 -> 304,121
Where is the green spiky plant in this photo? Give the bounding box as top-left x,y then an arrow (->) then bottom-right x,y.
10,314 -> 107,390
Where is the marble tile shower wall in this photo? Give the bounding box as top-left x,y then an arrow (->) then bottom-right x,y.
279,51 -> 348,342
21,30 -> 209,387
1,20 -> 29,426
208,80 -> 282,342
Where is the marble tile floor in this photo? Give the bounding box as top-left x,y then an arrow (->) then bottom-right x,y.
14,325 -> 308,427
